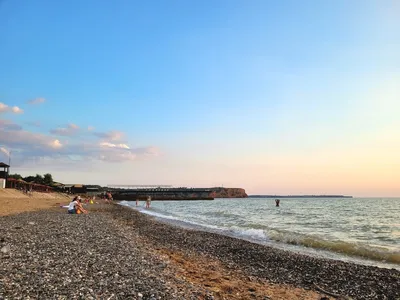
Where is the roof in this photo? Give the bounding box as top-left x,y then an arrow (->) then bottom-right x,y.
0,162 -> 10,168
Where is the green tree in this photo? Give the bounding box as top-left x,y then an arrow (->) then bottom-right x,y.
34,174 -> 44,184
8,173 -> 23,180
43,173 -> 53,186
23,176 -> 36,182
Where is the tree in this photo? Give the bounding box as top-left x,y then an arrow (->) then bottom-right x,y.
23,176 -> 36,183
34,174 -> 44,184
8,173 -> 23,180
43,173 -> 53,186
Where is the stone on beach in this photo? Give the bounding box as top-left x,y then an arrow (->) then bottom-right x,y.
0,202 -> 399,300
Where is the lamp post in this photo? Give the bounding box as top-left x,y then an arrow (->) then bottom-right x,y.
8,150 -> 11,174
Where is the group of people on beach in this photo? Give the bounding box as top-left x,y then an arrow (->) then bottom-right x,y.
102,192 -> 113,203
136,196 -> 152,208
67,196 -> 88,214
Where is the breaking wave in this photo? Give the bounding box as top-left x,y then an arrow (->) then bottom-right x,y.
267,230 -> 400,264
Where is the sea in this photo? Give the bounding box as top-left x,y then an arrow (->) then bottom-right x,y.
119,197 -> 400,270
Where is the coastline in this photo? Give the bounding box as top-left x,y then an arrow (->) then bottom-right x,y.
1,199 -> 399,299
111,204 -> 400,299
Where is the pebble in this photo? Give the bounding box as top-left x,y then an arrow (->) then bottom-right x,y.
110,203 -> 400,300
0,207 -> 204,299
1,204 -> 399,300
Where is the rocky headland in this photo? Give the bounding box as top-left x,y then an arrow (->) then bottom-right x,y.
112,187 -> 248,201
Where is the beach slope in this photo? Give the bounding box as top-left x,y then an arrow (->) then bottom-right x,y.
1,197 -> 399,299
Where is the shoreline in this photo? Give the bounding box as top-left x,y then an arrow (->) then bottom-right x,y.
111,204 -> 400,299
1,199 -> 399,299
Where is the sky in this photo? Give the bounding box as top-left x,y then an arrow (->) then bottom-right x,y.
0,0 -> 399,197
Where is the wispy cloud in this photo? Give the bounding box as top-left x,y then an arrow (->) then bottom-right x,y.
87,126 -> 95,131
93,130 -> 123,141
50,123 -> 80,136
27,97 -> 46,105
0,147 -> 10,157
1,124 -> 158,165
100,142 -> 130,149
0,102 -> 24,114
26,121 -> 41,127
0,119 -> 23,131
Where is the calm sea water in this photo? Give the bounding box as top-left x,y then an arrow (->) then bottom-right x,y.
120,197 -> 400,269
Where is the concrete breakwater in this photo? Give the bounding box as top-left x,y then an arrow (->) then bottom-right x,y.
112,187 -> 248,201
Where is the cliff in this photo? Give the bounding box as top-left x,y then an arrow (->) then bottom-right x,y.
111,187 -> 248,201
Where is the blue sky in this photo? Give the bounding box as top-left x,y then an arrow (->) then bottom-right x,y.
1,0 -> 399,196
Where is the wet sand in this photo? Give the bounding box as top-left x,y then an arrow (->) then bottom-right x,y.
1,195 -> 399,299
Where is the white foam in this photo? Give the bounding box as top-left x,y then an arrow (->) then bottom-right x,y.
230,228 -> 268,241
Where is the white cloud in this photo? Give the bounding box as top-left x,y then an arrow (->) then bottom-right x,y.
11,106 -> 23,114
100,142 -> 130,149
49,139 -> 63,149
28,97 -> 46,105
50,123 -> 80,136
1,115 -> 158,165
1,124 -> 158,165
0,103 -> 8,113
87,126 -> 95,131
0,102 -> 24,114
0,130 -> 61,151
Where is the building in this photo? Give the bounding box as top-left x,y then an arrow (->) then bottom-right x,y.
0,162 -> 10,189
62,184 -> 86,194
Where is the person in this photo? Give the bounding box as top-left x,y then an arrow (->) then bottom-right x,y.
146,196 -> 151,208
275,199 -> 280,207
68,196 -> 88,214
105,191 -> 113,204
75,197 -> 88,214
68,196 -> 79,214
136,198 -> 139,206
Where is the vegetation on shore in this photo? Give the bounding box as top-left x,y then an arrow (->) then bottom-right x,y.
8,173 -> 54,186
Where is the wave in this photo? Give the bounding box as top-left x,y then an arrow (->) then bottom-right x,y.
267,230 -> 400,264
202,210 -> 243,219
118,201 -> 400,265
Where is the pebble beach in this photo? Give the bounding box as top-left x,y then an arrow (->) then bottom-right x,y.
1,199 -> 399,299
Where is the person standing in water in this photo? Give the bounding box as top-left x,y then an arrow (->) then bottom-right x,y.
275,199 -> 280,207
146,196 -> 151,208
